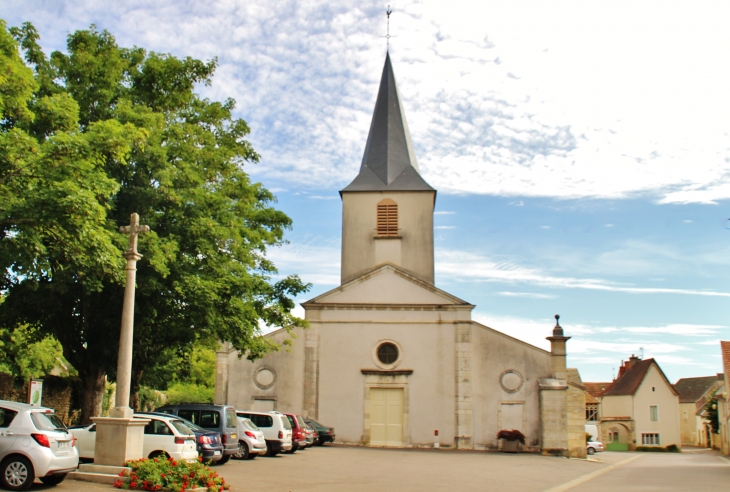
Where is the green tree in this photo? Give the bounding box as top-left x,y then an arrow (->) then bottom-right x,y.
0,22 -> 309,423
704,391 -> 719,434
0,323 -> 74,380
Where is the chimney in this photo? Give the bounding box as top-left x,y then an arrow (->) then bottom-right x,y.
626,354 -> 640,370
546,314 -> 571,380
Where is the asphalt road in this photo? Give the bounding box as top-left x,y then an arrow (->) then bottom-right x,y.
39,445 -> 730,491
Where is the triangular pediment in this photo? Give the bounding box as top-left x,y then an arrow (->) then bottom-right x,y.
303,264 -> 471,306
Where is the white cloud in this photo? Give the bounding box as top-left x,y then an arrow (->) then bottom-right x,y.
435,249 -> 730,298
434,225 -> 456,230
497,292 -> 556,299
434,211 -> 456,215
9,0 -> 730,203
598,325 -> 724,336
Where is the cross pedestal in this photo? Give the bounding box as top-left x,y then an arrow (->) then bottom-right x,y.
91,417 -> 148,466
93,213 -> 150,465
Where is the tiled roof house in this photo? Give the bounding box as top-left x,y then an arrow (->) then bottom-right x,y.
599,356 -> 680,451
674,374 -> 723,446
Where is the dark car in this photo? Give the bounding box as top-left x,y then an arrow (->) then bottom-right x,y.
303,421 -> 318,446
303,418 -> 335,445
155,404 -> 238,464
137,412 -> 224,463
282,413 -> 308,453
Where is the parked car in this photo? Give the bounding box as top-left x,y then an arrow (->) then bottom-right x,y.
0,400 -> 79,490
236,411 -> 292,457
587,441 -> 605,455
282,413 -> 307,453
70,414 -> 198,462
234,417 -> 266,460
303,422 -> 318,447
155,404 -> 238,464
137,412 -> 224,463
303,418 -> 335,445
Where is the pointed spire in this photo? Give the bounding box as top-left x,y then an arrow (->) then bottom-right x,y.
342,54 -> 434,192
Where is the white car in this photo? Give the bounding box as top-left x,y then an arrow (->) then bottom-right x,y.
70,414 -> 198,462
234,417 -> 267,460
587,441 -> 605,455
235,411 -> 292,457
0,400 -> 79,490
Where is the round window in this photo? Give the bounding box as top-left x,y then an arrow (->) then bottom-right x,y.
377,343 -> 399,365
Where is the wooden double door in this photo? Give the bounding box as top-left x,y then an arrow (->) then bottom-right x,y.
370,388 -> 404,447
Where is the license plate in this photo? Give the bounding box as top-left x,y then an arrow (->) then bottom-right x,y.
231,434 -> 236,439
58,441 -> 69,449
213,450 -> 221,456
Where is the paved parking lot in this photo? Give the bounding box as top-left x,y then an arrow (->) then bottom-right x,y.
40,445 -> 730,491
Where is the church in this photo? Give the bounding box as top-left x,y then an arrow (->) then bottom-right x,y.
215,54 -> 586,456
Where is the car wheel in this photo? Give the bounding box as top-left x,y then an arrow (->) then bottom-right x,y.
1,455 -> 35,491
269,451 -> 279,457
587,447 -> 596,455
39,474 -> 67,486
215,455 -> 231,465
149,451 -> 169,460
317,440 -> 325,446
245,453 -> 256,460
234,441 -> 249,460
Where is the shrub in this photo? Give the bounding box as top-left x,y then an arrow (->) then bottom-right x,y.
496,429 -> 525,444
113,456 -> 229,491
635,444 -> 680,453
163,383 -> 214,405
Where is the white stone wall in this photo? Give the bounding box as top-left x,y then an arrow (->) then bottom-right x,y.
633,365 -> 681,448
341,191 -> 435,285
471,322 -> 551,450
221,328 -> 306,414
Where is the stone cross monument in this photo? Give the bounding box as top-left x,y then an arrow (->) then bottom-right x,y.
91,213 -> 150,465
111,213 -> 150,418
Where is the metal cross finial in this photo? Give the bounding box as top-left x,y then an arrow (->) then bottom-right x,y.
381,5 -> 396,50
119,213 -> 150,256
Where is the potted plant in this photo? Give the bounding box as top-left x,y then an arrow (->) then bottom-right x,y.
497,429 -> 525,453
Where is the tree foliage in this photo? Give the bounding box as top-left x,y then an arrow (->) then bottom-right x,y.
704,391 -> 719,434
0,323 -> 73,380
0,22 -> 309,422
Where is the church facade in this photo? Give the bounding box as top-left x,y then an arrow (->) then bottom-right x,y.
215,54 -> 585,456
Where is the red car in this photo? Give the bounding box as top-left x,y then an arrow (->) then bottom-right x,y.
282,413 -> 308,453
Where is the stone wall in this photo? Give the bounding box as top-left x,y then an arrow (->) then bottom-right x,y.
0,373 -> 82,425
539,378 -> 568,455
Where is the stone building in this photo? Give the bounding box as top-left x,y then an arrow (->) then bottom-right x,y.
673,374 -> 723,447
215,54 -> 584,456
599,356 -> 680,450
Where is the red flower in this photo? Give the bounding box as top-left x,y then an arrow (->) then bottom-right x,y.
131,482 -> 137,488
113,479 -> 124,488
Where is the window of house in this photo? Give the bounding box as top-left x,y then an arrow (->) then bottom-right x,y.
377,342 -> 399,364
608,431 -> 619,443
650,405 -> 658,422
586,403 -> 599,422
642,433 -> 660,445
376,199 -> 398,236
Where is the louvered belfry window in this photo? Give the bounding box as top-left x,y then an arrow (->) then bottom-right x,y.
376,199 -> 398,236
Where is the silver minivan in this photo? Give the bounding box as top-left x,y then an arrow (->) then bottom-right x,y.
0,400 -> 78,490
236,411 -> 292,457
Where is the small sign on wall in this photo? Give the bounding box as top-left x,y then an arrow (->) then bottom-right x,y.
28,379 -> 43,406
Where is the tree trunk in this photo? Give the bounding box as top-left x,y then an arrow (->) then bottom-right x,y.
80,366 -> 106,425
129,367 -> 144,411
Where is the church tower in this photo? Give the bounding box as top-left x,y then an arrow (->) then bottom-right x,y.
340,54 -> 436,285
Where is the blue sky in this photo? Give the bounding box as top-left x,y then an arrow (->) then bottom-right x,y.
4,0 -> 729,383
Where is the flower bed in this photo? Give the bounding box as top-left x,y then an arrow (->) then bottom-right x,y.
113,456 -> 230,492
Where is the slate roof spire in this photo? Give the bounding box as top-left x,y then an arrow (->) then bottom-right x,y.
341,53 -> 434,192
